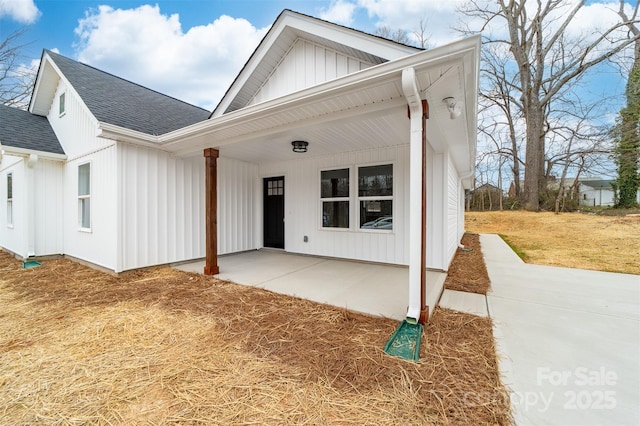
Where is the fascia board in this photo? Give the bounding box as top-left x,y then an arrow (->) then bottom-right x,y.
29,54 -> 59,115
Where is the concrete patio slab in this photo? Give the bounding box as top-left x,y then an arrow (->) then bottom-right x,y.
174,250 -> 446,321
439,289 -> 488,317
481,234 -> 640,426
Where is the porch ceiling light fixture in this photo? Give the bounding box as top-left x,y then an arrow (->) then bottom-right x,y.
443,97 -> 462,120
291,140 -> 309,153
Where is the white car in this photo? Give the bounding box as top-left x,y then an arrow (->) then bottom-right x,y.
361,216 -> 392,229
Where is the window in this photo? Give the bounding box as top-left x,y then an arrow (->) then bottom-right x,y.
267,178 -> 284,196
78,163 -> 90,230
59,92 -> 66,116
321,168 -> 349,228
6,173 -> 12,227
359,164 -> 393,230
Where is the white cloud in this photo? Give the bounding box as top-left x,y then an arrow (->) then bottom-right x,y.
0,0 -> 40,24
319,0 -> 357,26
74,4 -> 268,109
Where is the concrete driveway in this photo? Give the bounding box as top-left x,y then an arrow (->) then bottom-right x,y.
481,234 -> 640,426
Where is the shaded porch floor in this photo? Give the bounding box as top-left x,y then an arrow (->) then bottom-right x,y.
174,250 -> 446,321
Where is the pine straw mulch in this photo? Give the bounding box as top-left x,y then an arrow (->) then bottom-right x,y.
0,250 -> 511,425
444,233 -> 491,294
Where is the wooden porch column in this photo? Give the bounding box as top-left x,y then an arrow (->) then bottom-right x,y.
204,148 -> 220,275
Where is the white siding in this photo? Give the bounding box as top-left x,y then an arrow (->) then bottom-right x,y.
63,146 -> 118,270
250,38 -> 374,106
260,145 -> 409,265
34,159 -> 64,256
0,156 -> 26,257
446,153 -> 459,266
426,150 -> 445,270
118,144 -> 206,272
218,157 -> 258,255
0,156 -> 63,258
117,148 -> 258,272
46,80 -> 110,158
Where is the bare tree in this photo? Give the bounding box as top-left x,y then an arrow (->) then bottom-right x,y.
375,26 -> 410,45
0,28 -> 35,108
413,17 -> 432,49
460,0 -> 640,211
478,43 -> 526,198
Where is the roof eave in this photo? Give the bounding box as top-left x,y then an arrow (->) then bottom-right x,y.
97,122 -> 162,148
0,143 -> 67,161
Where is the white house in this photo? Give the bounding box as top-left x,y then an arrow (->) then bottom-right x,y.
0,10 -> 480,323
578,178 -> 640,207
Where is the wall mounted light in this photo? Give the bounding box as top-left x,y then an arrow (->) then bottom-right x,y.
442,97 -> 462,120
291,140 -> 309,153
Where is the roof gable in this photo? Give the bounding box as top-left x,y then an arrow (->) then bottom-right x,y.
212,9 -> 420,117
30,51 -> 210,136
0,104 -> 65,155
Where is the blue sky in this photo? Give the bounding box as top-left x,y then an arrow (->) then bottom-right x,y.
0,0 -> 635,112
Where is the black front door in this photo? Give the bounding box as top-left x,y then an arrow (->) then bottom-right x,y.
263,176 -> 285,249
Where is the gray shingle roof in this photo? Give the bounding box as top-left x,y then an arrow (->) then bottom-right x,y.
46,50 -> 210,135
0,104 -> 65,155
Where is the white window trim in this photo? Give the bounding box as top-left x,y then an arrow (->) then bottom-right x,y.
78,161 -> 91,232
59,92 -> 66,117
319,166 -> 352,231
318,162 -> 395,233
6,172 -> 13,228
357,162 -> 394,233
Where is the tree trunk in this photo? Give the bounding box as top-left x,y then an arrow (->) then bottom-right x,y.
523,104 -> 546,211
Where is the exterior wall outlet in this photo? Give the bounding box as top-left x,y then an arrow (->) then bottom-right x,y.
303,235 -> 308,242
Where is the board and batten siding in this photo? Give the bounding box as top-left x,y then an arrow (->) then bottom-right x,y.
0,156 -> 64,258
259,145 -> 409,265
0,156 -> 25,257
46,79 -> 112,159
118,144 -> 203,272
116,147 -> 258,272
33,158 -> 64,256
446,153 -> 460,266
425,149 -> 446,270
249,38 -> 374,106
63,145 -> 118,270
218,157 -> 258,255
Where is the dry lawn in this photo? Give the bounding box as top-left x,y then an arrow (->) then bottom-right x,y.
0,250 -> 511,425
466,211 -> 640,275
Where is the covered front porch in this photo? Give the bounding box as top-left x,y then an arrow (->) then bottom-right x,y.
175,250 -> 446,320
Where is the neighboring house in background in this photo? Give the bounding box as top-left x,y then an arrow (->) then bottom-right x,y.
467,183 -> 504,211
579,178 -> 640,207
0,10 -> 480,323
579,179 -> 616,207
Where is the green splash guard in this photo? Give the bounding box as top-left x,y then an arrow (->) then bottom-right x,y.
22,260 -> 42,269
384,319 -> 423,362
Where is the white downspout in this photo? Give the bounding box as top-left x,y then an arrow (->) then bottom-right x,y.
402,67 -> 423,323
